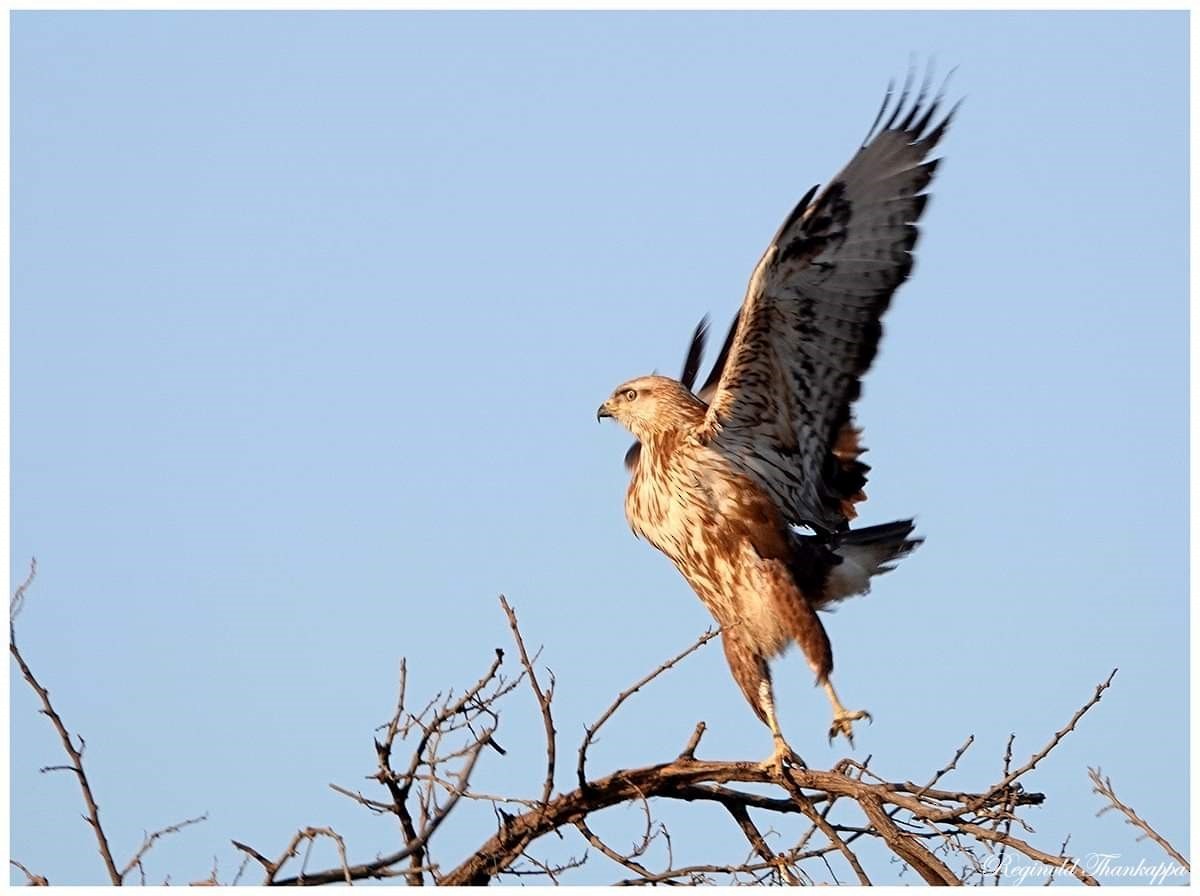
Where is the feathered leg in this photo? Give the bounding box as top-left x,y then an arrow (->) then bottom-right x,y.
720,631 -> 805,772
774,579 -> 871,746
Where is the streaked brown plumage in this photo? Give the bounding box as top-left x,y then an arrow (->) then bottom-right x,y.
598,73 -> 953,765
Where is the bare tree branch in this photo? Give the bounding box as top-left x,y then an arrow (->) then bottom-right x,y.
9,860 -> 49,886
574,818 -> 656,881
860,793 -> 956,885
724,801 -> 800,885
927,669 -> 1117,824
577,627 -> 719,789
499,596 -> 556,808
1089,766 -> 1189,869
14,572 -> 1141,887
10,560 -> 121,885
959,821 -> 1100,886
10,556 -> 37,621
119,814 -> 209,883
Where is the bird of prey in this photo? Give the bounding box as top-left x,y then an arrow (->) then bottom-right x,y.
598,75 -> 952,769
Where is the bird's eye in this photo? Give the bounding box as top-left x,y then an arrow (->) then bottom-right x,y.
624,389 -> 638,401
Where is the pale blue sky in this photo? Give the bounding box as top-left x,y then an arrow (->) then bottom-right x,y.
11,11 -> 1188,885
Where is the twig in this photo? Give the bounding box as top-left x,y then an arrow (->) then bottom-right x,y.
231,852 -> 253,886
992,733 -> 1016,885
928,670 -> 1117,823
778,775 -> 872,885
860,794 -> 957,884
724,802 -> 800,884
1044,833 -> 1071,886
577,628 -> 719,788
236,826 -> 355,886
10,557 -> 37,621
1089,766 -> 1189,869
499,596 -> 556,808
9,860 -> 49,886
327,783 -> 393,813
1004,670 -> 1116,784
119,813 -> 209,882
915,734 -> 975,797
10,564 -> 122,885
677,721 -> 706,760
959,821 -> 1099,885
574,819 -> 656,881
377,650 -> 509,885
269,733 -> 489,886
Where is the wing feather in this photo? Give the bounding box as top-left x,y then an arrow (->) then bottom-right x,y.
624,316 -> 710,472
700,81 -> 957,532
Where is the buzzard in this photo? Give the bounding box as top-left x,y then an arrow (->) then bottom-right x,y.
598,75 -> 953,768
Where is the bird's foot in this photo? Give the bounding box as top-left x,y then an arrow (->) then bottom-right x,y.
828,708 -> 872,747
760,735 -> 806,777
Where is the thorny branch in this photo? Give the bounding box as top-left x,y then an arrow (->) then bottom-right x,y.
13,579 -> 1188,886
499,596 -> 556,809
9,861 -> 48,887
1089,766 -> 1189,870
577,626 -> 721,790
10,559 -> 206,885
235,618 -> 1175,886
120,815 -> 209,884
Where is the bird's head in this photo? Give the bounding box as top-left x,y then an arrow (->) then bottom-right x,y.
597,375 -> 704,442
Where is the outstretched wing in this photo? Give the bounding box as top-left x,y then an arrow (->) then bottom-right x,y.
700,77 -> 956,532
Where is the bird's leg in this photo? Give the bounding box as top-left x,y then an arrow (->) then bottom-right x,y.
757,680 -> 806,774
721,633 -> 806,774
823,679 -> 871,746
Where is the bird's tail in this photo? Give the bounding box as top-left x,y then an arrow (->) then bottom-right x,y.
818,519 -> 923,609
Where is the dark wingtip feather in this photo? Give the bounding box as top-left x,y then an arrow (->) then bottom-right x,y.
899,60 -> 935,131
698,311 -> 741,403
680,315 -> 710,391
863,78 -> 895,145
867,61 -> 961,147
883,64 -> 917,132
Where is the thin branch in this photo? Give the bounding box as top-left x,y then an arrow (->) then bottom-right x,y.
677,721 -> 706,760
724,801 -> 799,885
992,733 -> 1016,886
916,734 -> 975,797
959,821 -> 1099,885
119,813 -> 208,882
928,669 -> 1117,823
777,773 -> 872,885
859,794 -> 957,884
10,565 -> 122,886
9,860 -> 49,886
1003,670 -> 1116,784
499,596 -> 556,808
236,826 -> 355,886
374,650 -> 508,886
10,557 -> 37,621
574,819 -> 655,881
1043,833 -> 1071,886
327,783 -> 393,814
1089,766 -> 1189,869
269,732 -> 489,886
577,628 -> 719,789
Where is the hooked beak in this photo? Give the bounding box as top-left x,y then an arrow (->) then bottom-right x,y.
597,399 -> 614,422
